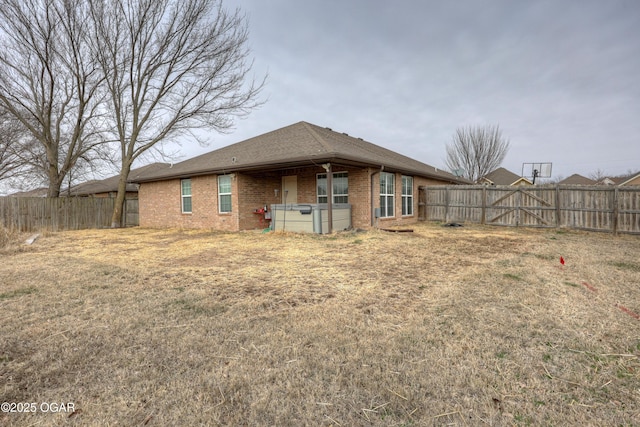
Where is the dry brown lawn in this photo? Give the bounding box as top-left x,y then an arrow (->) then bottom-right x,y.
1,223 -> 639,426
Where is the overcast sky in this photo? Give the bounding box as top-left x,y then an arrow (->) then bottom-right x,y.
174,0 -> 640,180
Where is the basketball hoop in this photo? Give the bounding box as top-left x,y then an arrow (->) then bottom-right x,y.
522,162 -> 552,184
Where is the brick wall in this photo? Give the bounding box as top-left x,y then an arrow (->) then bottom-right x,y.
264,166 -> 373,229
139,167 -> 451,231
373,173 -> 445,229
237,173 -> 281,230
139,175 -> 238,230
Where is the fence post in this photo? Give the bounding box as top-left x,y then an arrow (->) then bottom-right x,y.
555,184 -> 561,229
612,187 -> 619,235
515,188 -> 521,227
481,186 -> 487,225
122,197 -> 127,227
444,186 -> 450,223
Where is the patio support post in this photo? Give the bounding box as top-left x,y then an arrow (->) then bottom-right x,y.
324,163 -> 333,233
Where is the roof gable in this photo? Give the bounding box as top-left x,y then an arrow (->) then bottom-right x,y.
480,167 -> 531,186
617,172 -> 640,186
558,174 -> 596,185
135,121 -> 466,183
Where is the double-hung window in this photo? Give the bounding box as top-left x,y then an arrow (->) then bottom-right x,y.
181,179 -> 192,213
218,175 -> 232,213
380,172 -> 395,217
402,175 -> 413,216
317,172 -> 348,204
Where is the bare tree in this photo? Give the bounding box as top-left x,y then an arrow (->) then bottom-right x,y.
89,0 -> 265,227
445,124 -> 510,183
0,0 -> 107,197
588,169 -> 607,183
0,108 -> 22,181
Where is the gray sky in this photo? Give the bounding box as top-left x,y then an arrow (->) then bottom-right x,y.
175,1 -> 640,179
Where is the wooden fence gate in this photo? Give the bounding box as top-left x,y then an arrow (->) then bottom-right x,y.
485,187 -> 556,227
421,185 -> 640,234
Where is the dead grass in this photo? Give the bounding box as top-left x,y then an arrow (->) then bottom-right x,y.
1,223 -> 639,426
0,226 -> 18,250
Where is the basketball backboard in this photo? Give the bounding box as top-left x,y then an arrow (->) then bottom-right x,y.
522,162 -> 552,182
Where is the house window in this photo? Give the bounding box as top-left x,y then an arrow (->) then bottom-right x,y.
380,172 -> 394,218
181,179 -> 192,213
317,172 -> 348,204
402,175 -> 413,216
218,175 -> 232,213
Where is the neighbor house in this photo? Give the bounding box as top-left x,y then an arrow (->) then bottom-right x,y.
478,167 -> 533,186
65,163 -> 169,198
133,121 -> 467,232
558,174 -> 596,185
619,173 -> 640,186
9,188 -> 48,197
598,172 -> 640,187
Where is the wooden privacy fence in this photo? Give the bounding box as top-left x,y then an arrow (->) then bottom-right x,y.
0,197 -> 138,231
420,185 -> 640,234
124,198 -> 139,228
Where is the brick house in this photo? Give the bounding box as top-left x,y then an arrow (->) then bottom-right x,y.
133,121 -> 466,232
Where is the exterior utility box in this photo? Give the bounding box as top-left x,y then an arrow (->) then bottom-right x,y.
270,204 -> 351,233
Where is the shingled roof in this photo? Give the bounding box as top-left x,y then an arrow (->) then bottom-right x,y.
133,121 -> 466,184
67,162 -> 169,196
558,174 -> 596,185
480,167 -> 532,185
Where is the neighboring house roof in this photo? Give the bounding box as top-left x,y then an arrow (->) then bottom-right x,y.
66,163 -> 169,196
9,187 -> 48,197
616,172 -> 640,186
134,121 -> 468,184
598,172 -> 640,186
599,177 -> 617,185
479,167 -> 533,186
558,174 -> 596,185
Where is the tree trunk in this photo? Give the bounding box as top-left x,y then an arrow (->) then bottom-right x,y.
46,185 -> 61,198
46,164 -> 62,198
110,163 -> 132,228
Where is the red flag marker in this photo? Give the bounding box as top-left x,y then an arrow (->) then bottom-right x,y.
560,256 -> 565,266
616,304 -> 640,320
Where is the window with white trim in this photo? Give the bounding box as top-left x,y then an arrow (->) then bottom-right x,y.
402,175 -> 413,216
181,179 -> 192,213
317,172 -> 348,204
380,172 -> 394,217
218,175 -> 232,213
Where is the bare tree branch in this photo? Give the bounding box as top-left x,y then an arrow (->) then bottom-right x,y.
0,0 -> 107,197
588,168 -> 607,183
0,108 -> 24,181
89,0 -> 265,227
445,124 -> 510,183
